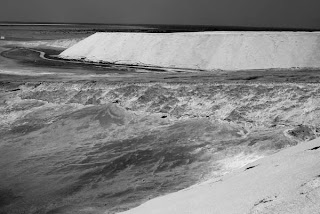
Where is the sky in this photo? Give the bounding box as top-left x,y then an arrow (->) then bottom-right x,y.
1,0 -> 320,28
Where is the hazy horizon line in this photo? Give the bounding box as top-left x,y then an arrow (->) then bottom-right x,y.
1,21 -> 320,31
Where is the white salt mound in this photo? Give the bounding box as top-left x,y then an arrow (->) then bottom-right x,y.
60,32 -> 320,71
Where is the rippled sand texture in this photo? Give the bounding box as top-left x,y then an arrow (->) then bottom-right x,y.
1,82 -> 320,213
2,26 -> 320,213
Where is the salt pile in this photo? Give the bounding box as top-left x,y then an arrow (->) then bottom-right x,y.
60,31 -> 320,71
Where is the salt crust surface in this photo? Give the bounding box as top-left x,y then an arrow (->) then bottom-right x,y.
60,32 -> 320,71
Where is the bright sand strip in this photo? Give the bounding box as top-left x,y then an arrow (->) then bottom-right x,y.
117,137 -> 320,214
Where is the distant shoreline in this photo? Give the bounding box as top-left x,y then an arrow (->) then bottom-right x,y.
0,23 -> 73,26
0,22 -> 319,32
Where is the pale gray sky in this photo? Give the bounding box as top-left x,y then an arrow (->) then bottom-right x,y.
1,0 -> 320,28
